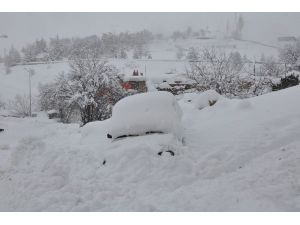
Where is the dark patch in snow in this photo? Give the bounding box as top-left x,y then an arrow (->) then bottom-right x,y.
158,150 -> 175,156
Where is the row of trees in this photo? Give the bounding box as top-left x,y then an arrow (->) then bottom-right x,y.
21,30 -> 154,62
2,30 -> 155,74
171,26 -> 213,41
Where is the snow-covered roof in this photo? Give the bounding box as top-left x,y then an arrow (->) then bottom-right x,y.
166,75 -> 197,85
123,75 -> 146,82
108,91 -> 183,140
158,82 -> 172,89
47,109 -> 58,114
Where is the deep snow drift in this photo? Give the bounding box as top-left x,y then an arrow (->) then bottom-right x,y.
1,86 -> 300,211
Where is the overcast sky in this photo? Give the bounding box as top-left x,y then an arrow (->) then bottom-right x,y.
1,12 -> 300,51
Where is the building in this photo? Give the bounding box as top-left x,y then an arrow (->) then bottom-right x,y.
121,69 -> 147,93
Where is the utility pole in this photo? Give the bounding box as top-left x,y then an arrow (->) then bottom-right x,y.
24,68 -> 35,117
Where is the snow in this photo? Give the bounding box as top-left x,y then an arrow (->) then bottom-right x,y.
1,85 -> 300,211
108,91 -> 183,140
194,89 -> 224,110
158,82 -> 172,89
1,37 -> 300,211
47,109 -> 58,114
123,75 -> 146,82
0,62 -> 69,102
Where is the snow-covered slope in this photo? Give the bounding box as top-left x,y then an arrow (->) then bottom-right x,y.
1,85 -> 300,211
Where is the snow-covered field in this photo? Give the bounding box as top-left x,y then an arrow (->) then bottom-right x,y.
1,85 -> 300,211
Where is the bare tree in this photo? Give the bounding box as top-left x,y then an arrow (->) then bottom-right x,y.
186,47 -> 199,61
257,57 -> 285,77
279,42 -> 300,65
8,94 -> 31,117
186,48 -> 244,96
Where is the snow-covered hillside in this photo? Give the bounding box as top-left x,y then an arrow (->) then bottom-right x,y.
1,85 -> 300,211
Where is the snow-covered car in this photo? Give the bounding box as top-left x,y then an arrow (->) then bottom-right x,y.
107,91 -> 183,141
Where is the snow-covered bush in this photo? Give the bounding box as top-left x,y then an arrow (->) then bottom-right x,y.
39,44 -> 127,124
8,94 -> 31,117
272,73 -> 299,91
186,48 -> 274,98
186,48 -> 245,96
236,75 -> 272,97
279,42 -> 300,65
195,90 -> 224,110
257,57 -> 286,77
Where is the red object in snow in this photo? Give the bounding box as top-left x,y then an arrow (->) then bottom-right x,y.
122,82 -> 132,90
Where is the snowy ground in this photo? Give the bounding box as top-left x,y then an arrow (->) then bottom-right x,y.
1,85 -> 300,211
1,37 -> 298,211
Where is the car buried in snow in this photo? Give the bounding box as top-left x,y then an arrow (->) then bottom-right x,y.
107,91 -> 183,143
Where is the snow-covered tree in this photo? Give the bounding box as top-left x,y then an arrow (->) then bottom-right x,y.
186,48 -> 248,96
132,44 -> 149,59
8,94 -> 31,117
171,31 -> 186,41
48,35 -> 65,61
39,42 -> 127,124
229,51 -> 243,71
119,48 -> 128,59
185,26 -> 193,38
176,47 -> 185,60
21,38 -> 48,62
4,46 -> 21,74
258,57 -> 285,77
279,42 -> 300,65
232,14 -> 244,40
186,47 -> 199,61
22,43 -> 37,62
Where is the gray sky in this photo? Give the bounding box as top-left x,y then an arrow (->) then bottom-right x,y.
1,12 -> 300,51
